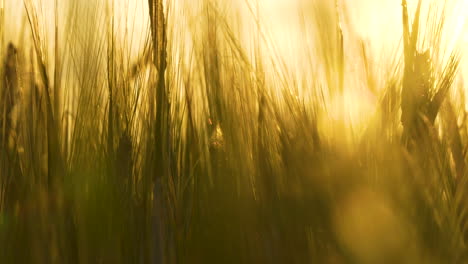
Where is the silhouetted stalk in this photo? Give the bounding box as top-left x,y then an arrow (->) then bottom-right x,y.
0,43 -> 21,214
24,1 -> 65,190
148,0 -> 170,262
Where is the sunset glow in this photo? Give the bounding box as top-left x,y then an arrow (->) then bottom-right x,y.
3,1 -> 468,262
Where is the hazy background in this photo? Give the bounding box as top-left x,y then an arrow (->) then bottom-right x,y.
2,0 -> 468,124
5,0 -> 467,56
2,1 -> 468,262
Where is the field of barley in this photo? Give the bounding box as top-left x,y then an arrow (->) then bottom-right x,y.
1,0 -> 468,263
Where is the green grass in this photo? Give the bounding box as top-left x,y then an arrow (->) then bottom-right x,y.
1,0 -> 468,263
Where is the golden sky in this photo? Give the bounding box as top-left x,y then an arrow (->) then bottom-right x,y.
4,0 -> 467,57
2,0 -> 467,138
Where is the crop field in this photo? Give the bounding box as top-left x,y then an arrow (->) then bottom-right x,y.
1,0 -> 468,263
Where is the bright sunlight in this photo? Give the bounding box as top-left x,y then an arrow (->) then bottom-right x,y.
1,0 -> 468,263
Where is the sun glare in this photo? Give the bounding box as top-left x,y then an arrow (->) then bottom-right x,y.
4,1 -> 468,262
